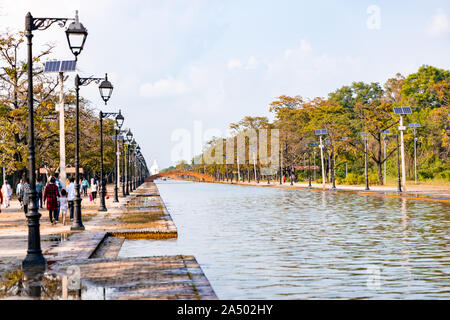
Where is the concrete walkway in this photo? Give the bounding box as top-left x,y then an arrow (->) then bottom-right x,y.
0,182 -> 217,300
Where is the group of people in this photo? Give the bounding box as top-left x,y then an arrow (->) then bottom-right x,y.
0,174 -> 101,226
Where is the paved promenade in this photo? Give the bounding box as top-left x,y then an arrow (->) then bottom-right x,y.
0,182 -> 217,300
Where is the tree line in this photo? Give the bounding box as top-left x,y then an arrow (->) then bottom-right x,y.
188,65 -> 449,185
0,31 -> 117,186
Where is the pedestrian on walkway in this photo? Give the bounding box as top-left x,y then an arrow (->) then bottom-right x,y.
91,180 -> 98,203
81,178 -> 89,196
66,177 -> 75,221
22,178 -> 32,215
54,173 -> 63,221
1,181 -> 11,208
44,177 -> 59,225
16,179 -> 23,208
58,189 -> 69,226
36,178 -> 44,209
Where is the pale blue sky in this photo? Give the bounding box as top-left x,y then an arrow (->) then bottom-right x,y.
1,0 -> 449,168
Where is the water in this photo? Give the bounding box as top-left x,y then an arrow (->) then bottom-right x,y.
119,181 -> 450,299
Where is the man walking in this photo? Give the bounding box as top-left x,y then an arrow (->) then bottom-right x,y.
36,178 -> 44,209
16,179 -> 23,208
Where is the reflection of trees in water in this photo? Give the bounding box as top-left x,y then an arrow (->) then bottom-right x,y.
0,269 -> 63,299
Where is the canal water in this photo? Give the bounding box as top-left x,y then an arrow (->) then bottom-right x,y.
118,181 -> 450,299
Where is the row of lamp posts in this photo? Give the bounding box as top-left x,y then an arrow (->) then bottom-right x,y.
22,11 -> 149,270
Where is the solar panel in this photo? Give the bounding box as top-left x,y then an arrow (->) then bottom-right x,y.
315,129 -> 327,135
393,106 -> 412,115
408,123 -> 421,128
382,130 -> 390,134
311,143 -> 319,147
393,107 -> 403,115
44,61 -> 60,73
402,107 -> 412,114
44,60 -> 76,73
60,60 -> 77,72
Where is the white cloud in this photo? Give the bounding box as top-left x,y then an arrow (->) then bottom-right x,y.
139,78 -> 188,98
227,59 -> 242,69
427,9 -> 450,37
246,56 -> 259,69
299,39 -> 312,54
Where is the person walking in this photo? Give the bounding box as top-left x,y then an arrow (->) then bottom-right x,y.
91,180 -> 98,204
36,178 -> 44,209
16,179 -> 23,208
44,177 -> 59,225
58,189 -> 69,225
22,178 -> 32,215
81,178 -> 89,196
66,177 -> 75,221
54,173 -> 63,221
2,182 -> 11,208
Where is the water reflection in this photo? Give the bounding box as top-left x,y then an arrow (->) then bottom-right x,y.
119,181 -> 449,300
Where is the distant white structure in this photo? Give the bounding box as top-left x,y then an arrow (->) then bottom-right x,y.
150,160 -> 159,175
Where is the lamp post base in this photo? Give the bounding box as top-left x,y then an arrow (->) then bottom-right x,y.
114,187 -> 119,202
70,225 -> 85,231
98,188 -> 108,212
22,253 -> 46,270
71,198 -> 85,231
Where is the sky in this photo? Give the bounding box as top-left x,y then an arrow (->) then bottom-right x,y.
1,0 -> 449,169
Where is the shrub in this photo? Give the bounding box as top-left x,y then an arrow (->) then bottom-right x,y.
344,173 -> 365,185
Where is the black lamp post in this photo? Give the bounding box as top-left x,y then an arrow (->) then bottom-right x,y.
120,131 -> 126,197
114,112 -> 124,202
361,132 -> 370,191
396,135 -> 402,192
23,10 -> 87,270
125,129 -> 133,194
72,74 -> 111,229
331,143 -> 337,191
136,145 -> 141,186
131,139 -> 137,190
98,110 -> 122,211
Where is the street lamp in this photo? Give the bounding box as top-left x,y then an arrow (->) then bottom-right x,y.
99,74 -> 114,105
361,132 -> 370,191
98,109 -> 122,211
409,123 -> 421,185
393,106 -> 412,192
315,129 -> 327,189
126,130 -> 133,194
72,74 -> 111,230
136,145 -> 141,186
65,11 -> 88,60
131,139 -> 137,190
396,135 -> 402,192
382,130 -> 390,185
23,10 -> 87,270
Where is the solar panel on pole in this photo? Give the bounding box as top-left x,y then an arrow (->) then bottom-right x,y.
393,106 -> 412,115
44,60 -> 76,73
60,60 -> 77,72
393,107 -> 403,115
402,107 -> 412,114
